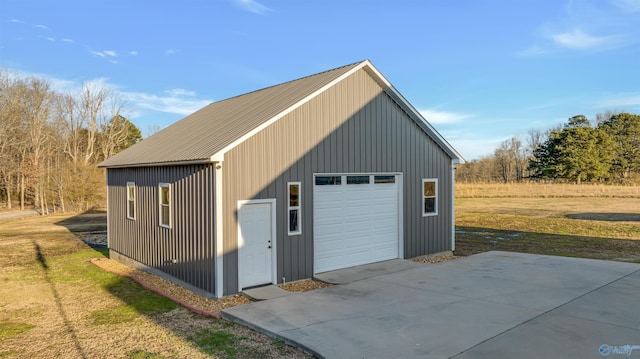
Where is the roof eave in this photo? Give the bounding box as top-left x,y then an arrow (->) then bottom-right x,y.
98,158 -> 217,169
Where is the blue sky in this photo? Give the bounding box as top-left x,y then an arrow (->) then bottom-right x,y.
1,0 -> 639,160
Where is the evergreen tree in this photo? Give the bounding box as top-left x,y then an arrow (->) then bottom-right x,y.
598,113 -> 640,182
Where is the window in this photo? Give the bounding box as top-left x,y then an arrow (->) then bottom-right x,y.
422,179 -> 437,216
126,182 -> 136,220
374,175 -> 395,184
347,175 -> 370,184
159,183 -> 171,228
288,182 -> 301,235
315,176 -> 341,185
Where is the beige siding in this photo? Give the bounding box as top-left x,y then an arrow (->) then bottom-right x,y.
222,68 -> 453,294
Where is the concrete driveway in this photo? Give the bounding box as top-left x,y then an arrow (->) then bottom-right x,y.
221,252 -> 640,358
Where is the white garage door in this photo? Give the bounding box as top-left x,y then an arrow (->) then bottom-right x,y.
313,174 -> 400,273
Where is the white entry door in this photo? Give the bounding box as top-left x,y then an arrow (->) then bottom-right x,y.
238,200 -> 275,289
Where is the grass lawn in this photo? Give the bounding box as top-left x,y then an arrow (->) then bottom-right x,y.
455,183 -> 640,262
0,212 -> 309,359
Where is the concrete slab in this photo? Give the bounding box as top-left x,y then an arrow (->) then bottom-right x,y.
222,252 -> 640,359
314,258 -> 422,284
242,285 -> 295,301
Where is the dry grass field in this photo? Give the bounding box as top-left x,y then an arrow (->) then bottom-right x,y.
455,183 -> 640,261
2,182 -> 638,358
0,213 -> 310,359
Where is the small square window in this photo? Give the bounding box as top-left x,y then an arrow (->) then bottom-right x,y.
422,179 -> 437,216
288,182 -> 301,235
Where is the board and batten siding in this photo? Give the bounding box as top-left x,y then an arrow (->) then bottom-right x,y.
106,164 -> 216,295
222,68 -> 453,295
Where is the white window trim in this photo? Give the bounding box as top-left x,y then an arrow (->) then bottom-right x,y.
159,182 -> 171,228
288,181 -> 302,236
422,178 -> 438,217
126,182 -> 136,220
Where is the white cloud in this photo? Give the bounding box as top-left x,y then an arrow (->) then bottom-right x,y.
45,37 -> 55,42
34,24 -> 48,30
9,19 -> 23,23
63,38 -> 74,43
89,50 -> 106,58
165,49 -> 177,55
129,51 -> 139,56
597,93 -> 640,108
164,88 -> 196,97
89,50 -> 118,60
121,91 -> 211,115
419,109 -> 472,124
612,0 -> 640,12
551,29 -> 613,49
231,0 -> 273,14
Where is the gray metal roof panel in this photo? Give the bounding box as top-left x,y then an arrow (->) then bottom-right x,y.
98,61 -> 363,167
98,60 -> 464,168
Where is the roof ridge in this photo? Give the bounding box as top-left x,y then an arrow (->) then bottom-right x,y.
212,60 -> 367,105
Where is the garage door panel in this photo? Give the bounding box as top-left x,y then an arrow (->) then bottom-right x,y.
314,174 -> 400,274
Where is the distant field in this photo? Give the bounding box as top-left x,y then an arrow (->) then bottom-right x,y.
455,183 -> 640,262
457,182 -> 640,198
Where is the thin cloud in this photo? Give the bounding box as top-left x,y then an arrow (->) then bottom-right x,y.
164,88 -> 196,97
9,19 -> 23,23
165,49 -> 177,55
231,0 -> 273,15
121,91 -> 211,115
129,51 -> 139,56
34,24 -> 49,30
89,50 -> 118,59
612,0 -> 640,12
8,69 -> 211,117
597,93 -> 640,108
63,38 -> 74,43
419,109 -> 472,124
89,50 -> 106,58
551,29 -> 613,49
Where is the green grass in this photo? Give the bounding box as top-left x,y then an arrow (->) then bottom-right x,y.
193,328 -> 241,358
105,278 -> 178,314
0,320 -> 35,339
88,305 -> 139,325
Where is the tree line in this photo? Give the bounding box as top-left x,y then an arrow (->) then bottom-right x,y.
0,71 -> 142,213
456,112 -> 640,184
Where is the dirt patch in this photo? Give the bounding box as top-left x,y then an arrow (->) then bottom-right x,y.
565,213 -> 640,222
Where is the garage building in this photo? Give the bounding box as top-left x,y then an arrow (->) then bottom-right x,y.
98,60 -> 464,298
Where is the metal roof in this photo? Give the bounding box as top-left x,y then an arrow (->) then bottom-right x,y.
99,60 -> 463,168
